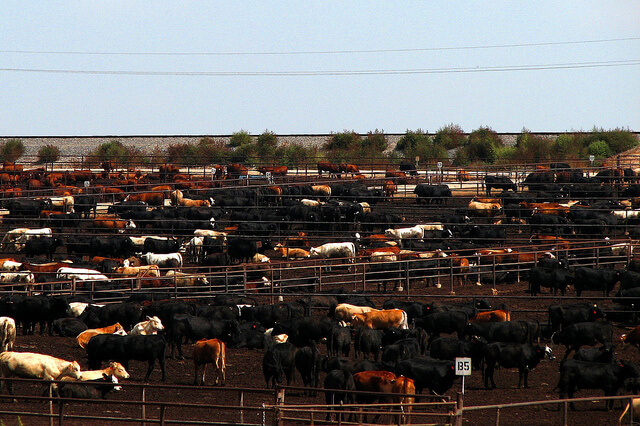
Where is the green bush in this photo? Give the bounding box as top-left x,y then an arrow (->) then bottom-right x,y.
229,130 -> 253,148
88,140 -> 131,166
36,144 -> 60,164
553,133 -> 586,160
463,127 -> 502,164
279,144 -> 318,167
361,130 -> 388,155
0,139 -> 25,163
434,124 -> 467,150
588,128 -> 637,154
587,140 -> 613,159
396,129 -> 429,153
325,131 -> 361,151
255,131 -> 279,159
515,130 -> 554,163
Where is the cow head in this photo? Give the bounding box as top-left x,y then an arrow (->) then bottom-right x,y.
108,361 -> 130,380
543,345 -> 555,361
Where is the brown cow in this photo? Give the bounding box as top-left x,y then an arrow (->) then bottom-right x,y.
621,324 -> 640,349
385,170 -> 408,184
125,192 -> 165,206
258,166 -> 288,176
226,164 -> 248,178
457,170 -> 471,181
93,217 -> 136,232
317,161 -> 341,177
353,371 -> 415,423
76,323 -> 126,349
340,164 -> 360,175
470,309 -> 511,323
383,180 -> 397,199
193,339 -> 226,386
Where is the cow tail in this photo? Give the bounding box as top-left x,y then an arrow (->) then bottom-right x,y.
619,401 -> 631,425
220,341 -> 226,384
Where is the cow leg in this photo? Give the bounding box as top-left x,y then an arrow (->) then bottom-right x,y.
485,364 -> 496,389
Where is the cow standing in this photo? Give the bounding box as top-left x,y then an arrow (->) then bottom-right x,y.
193,339 -> 226,386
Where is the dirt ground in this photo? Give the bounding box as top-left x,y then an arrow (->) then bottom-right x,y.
0,278 -> 637,426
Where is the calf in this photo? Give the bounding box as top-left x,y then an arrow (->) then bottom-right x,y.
0,317 -> 16,352
58,374 -> 120,399
557,359 -> 640,410
324,370 -> 356,422
482,343 -> 554,389
193,338 -> 226,386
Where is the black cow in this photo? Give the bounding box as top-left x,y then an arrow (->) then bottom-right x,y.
414,184 -> 452,204
618,270 -> 640,294
294,344 -> 324,396
482,343 -> 554,389
573,267 -> 621,297
484,176 -> 517,196
381,327 -> 429,356
382,300 -> 428,322
529,266 -> 573,296
240,304 -> 295,329
89,236 -> 137,258
227,237 -> 273,264
465,320 -> 530,344
399,161 -> 418,176
86,334 -> 166,381
24,236 -> 63,260
168,314 -> 236,358
6,198 -> 50,218
548,303 -> 606,333
57,374 -> 120,400
74,195 -> 98,219
84,302 -> 143,331
381,338 -> 420,368
573,345 -> 617,363
327,325 -> 351,357
271,315 -> 333,347
415,311 -> 468,346
557,359 -> 640,410
52,318 -> 88,337
552,322 -> 613,360
323,356 -> 356,375
143,238 -> 180,254
395,358 -> 456,394
324,370 -> 356,422
354,328 -> 383,360
262,342 -> 295,388
430,336 -> 486,369
17,295 -> 70,335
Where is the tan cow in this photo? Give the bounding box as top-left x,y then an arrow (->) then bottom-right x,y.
0,352 -> 81,394
64,361 -> 130,382
193,339 -> 226,386
0,317 -> 16,352
351,309 -> 408,330
129,316 -> 164,336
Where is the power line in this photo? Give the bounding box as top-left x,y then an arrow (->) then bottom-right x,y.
1,37 -> 638,57
0,59 -> 638,76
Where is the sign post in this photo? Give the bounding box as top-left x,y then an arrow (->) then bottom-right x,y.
455,357 -> 472,394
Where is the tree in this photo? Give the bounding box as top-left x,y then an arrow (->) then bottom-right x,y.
433,124 -> 467,150
0,139 -> 25,163
36,144 -> 61,164
229,130 -> 253,148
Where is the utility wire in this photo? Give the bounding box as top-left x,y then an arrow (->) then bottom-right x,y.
1,37 -> 638,57
0,59 -> 638,76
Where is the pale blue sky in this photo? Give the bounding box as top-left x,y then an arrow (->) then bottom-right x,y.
1,1 -> 638,136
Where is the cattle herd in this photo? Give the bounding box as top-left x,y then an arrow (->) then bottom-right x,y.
2,160 -> 640,423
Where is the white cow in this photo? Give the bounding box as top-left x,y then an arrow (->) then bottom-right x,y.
416,223 -> 445,231
252,253 -> 271,263
264,328 -> 289,344
300,199 -> 324,207
129,316 -> 164,336
66,302 -> 105,318
309,242 -> 357,262
384,225 -> 424,241
141,252 -> 183,268
0,317 -> 16,352
56,267 -> 109,281
0,352 -> 81,393
193,229 -> 227,239
1,228 -> 52,251
0,272 -> 35,284
0,260 -> 22,271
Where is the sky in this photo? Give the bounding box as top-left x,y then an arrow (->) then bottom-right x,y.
1,1 -> 638,136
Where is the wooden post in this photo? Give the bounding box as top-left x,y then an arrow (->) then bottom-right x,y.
141,385 -> 146,426
49,381 -> 54,426
455,392 -> 464,426
239,390 -> 244,424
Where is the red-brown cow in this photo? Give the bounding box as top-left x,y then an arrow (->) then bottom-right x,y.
317,161 -> 341,177
258,166 -> 288,176
470,309 -> 511,323
193,339 -> 226,386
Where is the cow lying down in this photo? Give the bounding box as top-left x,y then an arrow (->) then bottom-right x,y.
57,374 -> 121,399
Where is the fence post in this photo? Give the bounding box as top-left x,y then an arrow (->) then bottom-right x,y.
141,385 -> 146,426
455,392 -> 463,426
58,397 -> 65,426
239,390 -> 244,424
563,400 -> 568,426
160,404 -> 166,426
49,381 -> 54,426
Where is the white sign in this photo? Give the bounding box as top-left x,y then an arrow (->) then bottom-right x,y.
83,181 -> 90,188
436,161 -> 443,169
455,357 -> 472,376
